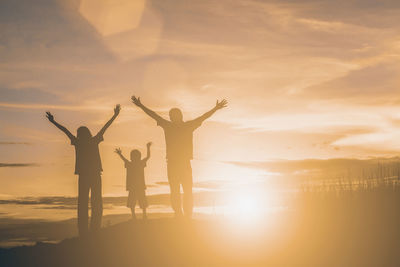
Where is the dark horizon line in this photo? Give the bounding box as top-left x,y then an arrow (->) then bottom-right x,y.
0,163 -> 39,168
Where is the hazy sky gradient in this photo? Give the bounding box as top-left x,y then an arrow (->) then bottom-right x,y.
1,0 -> 400,196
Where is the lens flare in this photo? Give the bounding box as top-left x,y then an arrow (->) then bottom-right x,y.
223,188 -> 267,226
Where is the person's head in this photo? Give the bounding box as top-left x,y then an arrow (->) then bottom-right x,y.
77,126 -> 92,140
169,108 -> 183,122
130,149 -> 141,161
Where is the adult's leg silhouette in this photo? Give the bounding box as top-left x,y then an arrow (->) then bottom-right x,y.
90,174 -> 103,231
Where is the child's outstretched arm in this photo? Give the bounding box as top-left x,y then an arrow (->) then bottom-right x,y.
45,111 -> 75,141
143,142 -> 152,162
131,96 -> 167,124
97,104 -> 121,137
193,99 -> 228,124
115,148 -> 128,163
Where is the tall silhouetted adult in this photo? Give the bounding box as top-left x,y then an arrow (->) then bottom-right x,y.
131,96 -> 227,218
45,105 -> 120,236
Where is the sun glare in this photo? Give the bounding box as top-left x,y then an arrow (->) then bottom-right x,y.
223,188 -> 267,226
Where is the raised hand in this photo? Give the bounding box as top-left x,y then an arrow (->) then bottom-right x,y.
215,99 -> 228,110
131,96 -> 142,107
45,111 -> 75,140
114,104 -> 121,116
97,104 -> 121,136
146,142 -> 152,147
45,111 -> 54,123
115,148 -> 122,154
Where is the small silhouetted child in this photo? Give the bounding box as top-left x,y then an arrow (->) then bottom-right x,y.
115,142 -> 152,219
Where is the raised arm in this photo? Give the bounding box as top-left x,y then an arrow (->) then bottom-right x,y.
193,99 -> 228,123
45,112 -> 75,141
131,96 -> 166,123
97,104 -> 121,137
143,142 -> 152,162
115,148 -> 129,163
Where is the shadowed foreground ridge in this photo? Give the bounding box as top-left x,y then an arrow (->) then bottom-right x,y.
2,181 -> 400,267
1,212 -> 400,266
0,219 -> 215,267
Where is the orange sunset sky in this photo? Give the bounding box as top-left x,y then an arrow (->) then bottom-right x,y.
1,0 -> 400,197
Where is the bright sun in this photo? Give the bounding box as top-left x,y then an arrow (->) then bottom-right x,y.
223,189 -> 266,225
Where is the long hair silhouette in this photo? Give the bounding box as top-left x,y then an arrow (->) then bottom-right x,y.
77,126 -> 92,140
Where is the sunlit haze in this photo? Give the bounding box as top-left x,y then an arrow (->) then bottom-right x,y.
2,0 -> 400,199
2,1 -> 400,266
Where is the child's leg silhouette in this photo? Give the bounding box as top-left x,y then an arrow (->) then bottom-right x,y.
138,191 -> 148,219
128,191 -> 136,219
131,207 -> 136,219
142,207 -> 147,219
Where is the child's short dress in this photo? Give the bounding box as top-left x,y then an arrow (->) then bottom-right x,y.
125,160 -> 148,209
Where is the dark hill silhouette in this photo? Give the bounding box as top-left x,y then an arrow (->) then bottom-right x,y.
1,213 -> 400,267
0,219 -> 223,267
3,182 -> 400,266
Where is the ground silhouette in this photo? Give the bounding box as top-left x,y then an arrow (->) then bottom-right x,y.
2,206 -> 400,267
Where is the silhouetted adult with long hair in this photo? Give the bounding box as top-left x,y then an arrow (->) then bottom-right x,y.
45,105 -> 120,236
131,96 -> 227,218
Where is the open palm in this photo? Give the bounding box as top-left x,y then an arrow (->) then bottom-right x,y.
215,99 -> 228,110
131,96 -> 142,107
45,111 -> 54,122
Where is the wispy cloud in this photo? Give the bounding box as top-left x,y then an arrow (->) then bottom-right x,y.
0,163 -> 39,168
0,102 -> 110,111
228,156 -> 400,181
0,142 -> 31,145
